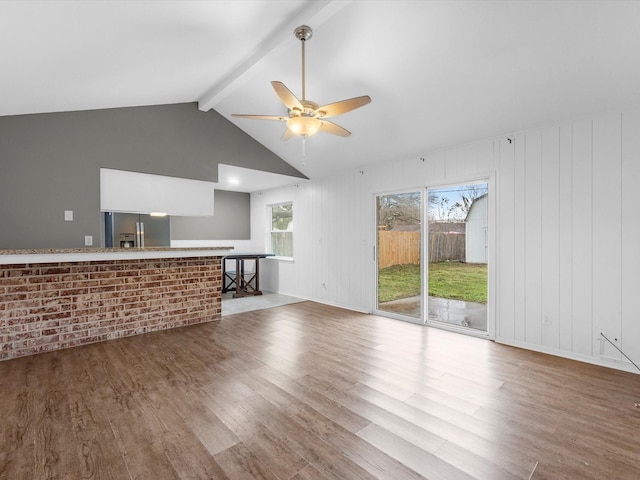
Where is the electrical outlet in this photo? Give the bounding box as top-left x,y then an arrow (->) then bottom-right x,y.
543,315 -> 550,326
64,210 -> 73,221
84,235 -> 93,246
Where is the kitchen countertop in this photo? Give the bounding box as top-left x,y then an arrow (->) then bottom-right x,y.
0,246 -> 233,265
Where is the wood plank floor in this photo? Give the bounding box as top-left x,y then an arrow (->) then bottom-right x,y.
1,301 -> 639,479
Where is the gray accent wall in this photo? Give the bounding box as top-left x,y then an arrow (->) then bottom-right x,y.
171,190 -> 250,240
0,102 -> 304,249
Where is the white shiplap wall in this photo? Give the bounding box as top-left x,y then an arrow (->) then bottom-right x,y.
251,105 -> 640,373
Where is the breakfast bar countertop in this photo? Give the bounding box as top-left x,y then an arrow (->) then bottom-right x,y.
0,246 -> 234,265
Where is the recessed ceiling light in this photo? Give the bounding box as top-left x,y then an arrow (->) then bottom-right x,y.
228,177 -> 240,185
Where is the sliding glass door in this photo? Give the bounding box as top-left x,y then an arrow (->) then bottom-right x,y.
426,182 -> 488,333
375,191 -> 423,323
374,182 -> 490,334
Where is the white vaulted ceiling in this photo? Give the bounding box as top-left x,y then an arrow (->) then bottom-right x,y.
2,1 -> 640,179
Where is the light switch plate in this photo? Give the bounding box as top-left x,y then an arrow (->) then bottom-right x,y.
64,210 -> 73,221
84,236 -> 93,246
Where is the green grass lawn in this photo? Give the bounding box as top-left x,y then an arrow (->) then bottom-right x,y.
378,262 -> 487,304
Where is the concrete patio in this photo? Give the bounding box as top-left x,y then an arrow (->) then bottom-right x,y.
379,295 -> 487,331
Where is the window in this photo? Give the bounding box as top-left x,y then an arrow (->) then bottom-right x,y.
269,202 -> 293,258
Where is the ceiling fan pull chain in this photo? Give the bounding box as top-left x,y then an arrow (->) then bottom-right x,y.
302,137 -> 306,157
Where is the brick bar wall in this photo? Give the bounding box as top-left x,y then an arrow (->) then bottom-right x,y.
0,257 -> 221,361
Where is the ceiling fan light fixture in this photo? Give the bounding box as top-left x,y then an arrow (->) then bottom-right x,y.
231,24 -> 370,142
286,116 -> 322,137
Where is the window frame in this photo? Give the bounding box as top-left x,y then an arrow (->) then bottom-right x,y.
267,201 -> 294,260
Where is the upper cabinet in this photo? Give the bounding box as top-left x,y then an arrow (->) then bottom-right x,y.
100,168 -> 215,216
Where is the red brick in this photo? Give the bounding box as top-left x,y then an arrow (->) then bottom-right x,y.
27,335 -> 60,347
42,312 -> 71,322
90,271 -> 117,280
39,267 -> 71,275
29,305 -> 60,315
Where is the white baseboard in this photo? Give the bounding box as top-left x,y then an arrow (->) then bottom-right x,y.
495,337 -> 640,375
278,293 -> 370,315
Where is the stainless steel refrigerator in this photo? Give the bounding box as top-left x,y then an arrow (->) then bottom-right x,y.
104,212 -> 170,248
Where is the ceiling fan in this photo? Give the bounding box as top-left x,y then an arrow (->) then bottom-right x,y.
232,25 -> 371,141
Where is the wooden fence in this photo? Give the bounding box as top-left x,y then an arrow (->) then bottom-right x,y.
378,231 -> 420,268
428,232 -> 465,263
378,231 -> 465,268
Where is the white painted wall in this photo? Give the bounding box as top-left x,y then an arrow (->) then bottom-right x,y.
251,105 -> 640,374
171,239 -> 262,274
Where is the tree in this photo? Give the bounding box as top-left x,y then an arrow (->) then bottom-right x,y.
377,192 -> 421,230
428,183 -> 487,222
272,203 -> 293,230
428,193 -> 452,222
450,184 -> 487,220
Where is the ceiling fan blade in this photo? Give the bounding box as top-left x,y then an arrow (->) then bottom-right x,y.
316,95 -> 371,118
281,128 -> 296,141
231,114 -> 286,121
272,81 -> 303,111
319,120 -> 351,137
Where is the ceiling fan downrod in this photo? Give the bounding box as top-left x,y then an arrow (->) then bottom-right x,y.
294,25 -> 312,101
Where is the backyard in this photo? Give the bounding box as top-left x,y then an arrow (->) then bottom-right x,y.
378,261 -> 488,304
